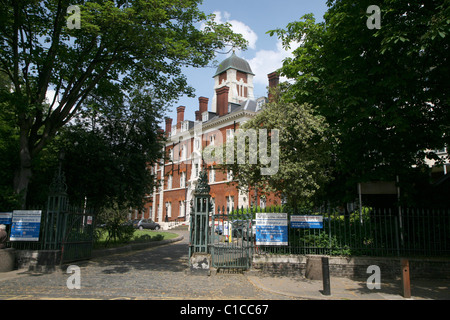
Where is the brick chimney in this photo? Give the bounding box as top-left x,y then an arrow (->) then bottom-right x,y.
176,106 -> 185,130
195,111 -> 200,122
267,72 -> 280,102
199,96 -> 209,115
215,86 -> 229,117
165,117 -> 173,137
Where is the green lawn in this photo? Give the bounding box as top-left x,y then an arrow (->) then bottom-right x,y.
94,228 -> 179,249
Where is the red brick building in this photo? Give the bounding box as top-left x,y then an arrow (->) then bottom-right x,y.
141,53 -> 281,226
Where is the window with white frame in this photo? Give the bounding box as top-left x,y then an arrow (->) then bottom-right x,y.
166,202 -> 172,218
182,121 -> 189,132
180,172 -> 186,188
167,174 -> 173,189
181,144 -> 187,160
179,201 -> 185,217
169,148 -> 174,161
260,196 -> 266,209
209,166 -> 215,183
227,169 -> 233,181
226,196 -> 235,212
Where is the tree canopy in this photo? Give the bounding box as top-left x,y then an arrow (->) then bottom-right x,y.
0,0 -> 247,207
222,89 -> 333,208
269,0 -> 450,202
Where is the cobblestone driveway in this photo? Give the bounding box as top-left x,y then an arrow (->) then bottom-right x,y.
0,230 -> 296,300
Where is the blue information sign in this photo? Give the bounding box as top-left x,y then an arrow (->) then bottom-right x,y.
290,215 -> 323,229
255,213 -> 288,246
10,210 -> 42,241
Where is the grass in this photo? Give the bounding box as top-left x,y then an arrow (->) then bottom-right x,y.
94,228 -> 179,249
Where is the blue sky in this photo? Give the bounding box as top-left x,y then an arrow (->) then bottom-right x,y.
163,0 -> 329,125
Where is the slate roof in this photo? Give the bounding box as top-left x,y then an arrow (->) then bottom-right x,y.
213,52 -> 255,77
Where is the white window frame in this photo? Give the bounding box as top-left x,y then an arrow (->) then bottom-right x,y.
180,172 -> 186,188
167,174 -> 172,189
209,166 -> 215,183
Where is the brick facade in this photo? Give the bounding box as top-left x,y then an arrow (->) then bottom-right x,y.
143,54 -> 280,224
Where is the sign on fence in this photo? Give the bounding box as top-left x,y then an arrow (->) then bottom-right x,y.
255,212 -> 288,246
10,210 -> 42,241
291,215 -> 323,229
0,212 -> 12,224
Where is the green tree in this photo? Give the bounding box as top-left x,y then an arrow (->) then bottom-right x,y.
269,0 -> 450,202
58,88 -> 164,210
0,73 -> 21,210
222,89 -> 333,208
0,0 -> 247,207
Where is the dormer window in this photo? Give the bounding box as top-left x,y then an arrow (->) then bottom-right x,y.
202,111 -> 208,122
182,121 -> 189,132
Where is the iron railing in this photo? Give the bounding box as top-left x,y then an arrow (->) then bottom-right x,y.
227,205 -> 450,257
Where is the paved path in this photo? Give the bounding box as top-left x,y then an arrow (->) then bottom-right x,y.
1,228 -> 448,303
0,229 -> 296,301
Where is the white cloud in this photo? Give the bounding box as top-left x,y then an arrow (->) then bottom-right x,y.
249,39 -> 301,87
211,11 -> 258,50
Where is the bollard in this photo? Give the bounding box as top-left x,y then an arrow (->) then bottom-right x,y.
401,259 -> 411,298
321,257 -> 331,296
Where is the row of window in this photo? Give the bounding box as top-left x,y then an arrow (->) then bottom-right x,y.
167,129 -> 235,162
164,167 -> 232,190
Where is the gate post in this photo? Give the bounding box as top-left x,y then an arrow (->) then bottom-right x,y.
189,170 -> 212,274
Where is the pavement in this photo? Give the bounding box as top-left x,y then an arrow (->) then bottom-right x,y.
246,273 -> 450,300
1,228 -> 449,301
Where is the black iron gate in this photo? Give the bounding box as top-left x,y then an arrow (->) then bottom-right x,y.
43,167 -> 96,264
210,206 -> 254,270
61,207 -> 96,263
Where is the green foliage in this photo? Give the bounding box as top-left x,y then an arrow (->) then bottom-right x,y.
97,204 -> 133,246
224,91 -> 333,207
0,0 -> 248,207
269,0 -> 450,203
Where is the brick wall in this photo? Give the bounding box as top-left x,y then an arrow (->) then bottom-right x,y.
252,254 -> 450,280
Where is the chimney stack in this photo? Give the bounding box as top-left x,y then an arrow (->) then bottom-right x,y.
176,106 -> 185,130
215,86 -> 229,117
195,111 -> 201,122
165,117 -> 173,137
267,72 -> 280,102
199,96 -> 209,115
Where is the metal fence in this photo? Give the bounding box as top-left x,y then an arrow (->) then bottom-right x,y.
229,205 -> 450,257
6,205 -> 96,263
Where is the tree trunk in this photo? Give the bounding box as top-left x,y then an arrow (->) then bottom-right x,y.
14,128 -> 33,209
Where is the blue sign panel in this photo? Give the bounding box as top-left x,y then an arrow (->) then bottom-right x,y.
255,213 -> 288,246
10,210 -> 42,241
290,215 -> 323,229
0,212 -> 12,224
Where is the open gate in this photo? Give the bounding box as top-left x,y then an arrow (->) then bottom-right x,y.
210,207 -> 254,270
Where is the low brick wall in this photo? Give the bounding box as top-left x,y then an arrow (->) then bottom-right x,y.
252,254 -> 450,280
15,250 -> 62,273
0,248 -> 16,272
